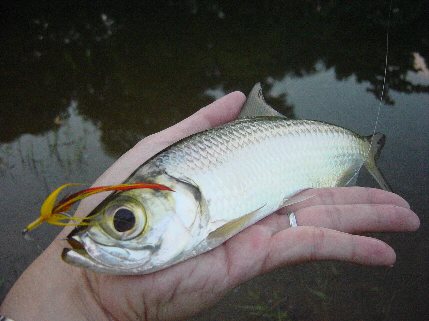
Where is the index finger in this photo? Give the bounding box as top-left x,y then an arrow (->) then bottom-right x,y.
261,226 -> 397,272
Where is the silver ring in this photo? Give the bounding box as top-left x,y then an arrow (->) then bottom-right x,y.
288,212 -> 298,228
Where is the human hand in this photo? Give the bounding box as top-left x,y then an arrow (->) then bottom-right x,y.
0,91 -> 419,321
77,92 -> 420,321
80,186 -> 419,321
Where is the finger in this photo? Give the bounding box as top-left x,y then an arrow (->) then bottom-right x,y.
258,204 -> 420,234
262,226 -> 396,273
285,187 -> 410,211
294,204 -> 420,232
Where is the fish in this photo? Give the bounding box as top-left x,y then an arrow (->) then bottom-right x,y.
26,83 -> 391,274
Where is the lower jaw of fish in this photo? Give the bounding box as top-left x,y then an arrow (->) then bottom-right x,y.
62,234 -> 111,273
62,247 -> 96,268
62,246 -> 126,274
63,234 -> 155,274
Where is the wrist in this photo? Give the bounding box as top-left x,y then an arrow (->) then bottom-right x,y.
0,237 -> 111,321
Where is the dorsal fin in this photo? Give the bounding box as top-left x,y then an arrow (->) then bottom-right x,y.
239,83 -> 286,119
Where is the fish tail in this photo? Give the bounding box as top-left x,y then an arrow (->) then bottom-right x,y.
364,133 -> 392,192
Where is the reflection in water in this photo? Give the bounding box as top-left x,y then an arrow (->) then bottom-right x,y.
1,1 -> 428,154
0,1 -> 428,320
0,100 -> 114,187
0,101 -> 114,302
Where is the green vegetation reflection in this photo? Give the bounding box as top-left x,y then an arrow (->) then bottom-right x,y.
1,0 -> 427,157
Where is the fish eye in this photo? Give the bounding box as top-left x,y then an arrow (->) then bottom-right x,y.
99,199 -> 147,240
113,208 -> 136,232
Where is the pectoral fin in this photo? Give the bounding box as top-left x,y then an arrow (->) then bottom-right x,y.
207,205 -> 265,245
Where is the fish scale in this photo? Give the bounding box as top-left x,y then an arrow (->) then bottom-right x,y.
139,117 -> 368,225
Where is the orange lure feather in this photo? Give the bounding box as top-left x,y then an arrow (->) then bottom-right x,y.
24,182 -> 173,233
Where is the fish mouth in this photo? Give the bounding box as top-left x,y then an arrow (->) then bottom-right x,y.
66,232 -> 85,250
62,232 -> 112,273
62,229 -> 154,274
62,229 -> 119,273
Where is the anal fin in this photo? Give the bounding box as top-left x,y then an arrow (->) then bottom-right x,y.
338,167 -> 360,187
280,191 -> 315,209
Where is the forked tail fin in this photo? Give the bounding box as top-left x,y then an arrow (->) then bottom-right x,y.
364,133 -> 392,192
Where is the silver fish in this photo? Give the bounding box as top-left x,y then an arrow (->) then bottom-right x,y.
62,83 -> 390,274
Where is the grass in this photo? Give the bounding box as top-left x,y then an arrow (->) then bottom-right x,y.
238,303 -> 292,321
237,289 -> 293,321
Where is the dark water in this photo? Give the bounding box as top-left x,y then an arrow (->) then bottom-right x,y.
1,1 -> 428,320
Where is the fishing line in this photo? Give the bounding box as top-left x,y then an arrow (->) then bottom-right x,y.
370,0 -> 392,144
347,0 -> 392,185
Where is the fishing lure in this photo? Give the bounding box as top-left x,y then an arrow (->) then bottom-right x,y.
23,182 -> 173,233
